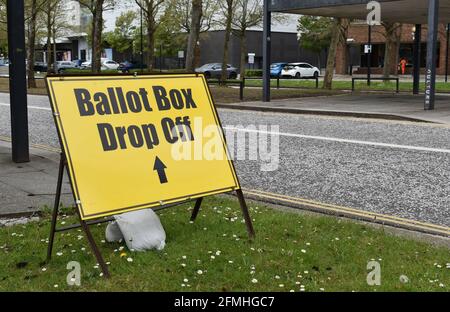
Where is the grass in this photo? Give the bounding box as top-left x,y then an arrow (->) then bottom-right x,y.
0,196 -> 448,292
0,77 -> 343,103
244,78 -> 450,93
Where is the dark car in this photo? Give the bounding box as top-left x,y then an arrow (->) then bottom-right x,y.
270,62 -> 288,77
118,61 -> 147,73
33,61 -> 47,72
195,63 -> 238,79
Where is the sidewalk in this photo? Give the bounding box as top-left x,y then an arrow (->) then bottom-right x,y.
0,140 -> 72,217
217,93 -> 450,124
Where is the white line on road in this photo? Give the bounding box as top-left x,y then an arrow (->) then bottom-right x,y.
224,126 -> 450,154
2,102 -> 448,154
0,102 -> 51,111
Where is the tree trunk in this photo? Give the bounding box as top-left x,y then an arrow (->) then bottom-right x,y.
91,0 -> 105,74
323,18 -> 341,90
27,0 -> 37,88
221,0 -> 233,81
186,0 -> 202,72
146,18 -> 155,71
383,22 -> 400,78
46,1 -> 52,75
239,31 -> 246,79
53,26 -> 57,72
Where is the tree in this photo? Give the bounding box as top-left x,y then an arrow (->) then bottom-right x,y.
76,0 -> 116,73
219,0 -> 234,81
165,0 -> 218,70
231,0 -> 262,79
323,18 -> 348,90
297,16 -> 333,69
0,0 -> 7,56
185,0 -> 202,71
25,0 -> 46,88
135,0 -> 166,71
105,11 -> 137,53
381,22 -> 402,78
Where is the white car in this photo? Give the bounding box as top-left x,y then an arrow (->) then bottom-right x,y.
281,62 -> 320,79
101,60 -> 120,70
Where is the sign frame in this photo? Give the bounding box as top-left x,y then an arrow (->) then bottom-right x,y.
44,73 -> 255,278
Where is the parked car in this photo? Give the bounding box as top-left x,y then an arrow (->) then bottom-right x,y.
55,61 -> 78,73
81,60 -> 91,69
33,61 -> 47,72
270,62 -> 288,77
117,61 -> 148,73
195,63 -> 238,79
0,58 -> 9,66
281,62 -> 320,79
101,59 -> 120,70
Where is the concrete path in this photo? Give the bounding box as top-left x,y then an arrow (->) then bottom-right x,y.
0,140 -> 72,217
219,93 -> 450,124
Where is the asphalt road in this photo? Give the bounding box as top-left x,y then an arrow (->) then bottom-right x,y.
0,93 -> 449,229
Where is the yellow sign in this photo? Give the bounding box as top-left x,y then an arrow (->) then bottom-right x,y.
46,74 -> 240,220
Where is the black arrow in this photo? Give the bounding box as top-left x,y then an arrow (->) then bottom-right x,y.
153,156 -> 168,184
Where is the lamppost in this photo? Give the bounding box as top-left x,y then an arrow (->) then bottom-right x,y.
140,6 -> 144,73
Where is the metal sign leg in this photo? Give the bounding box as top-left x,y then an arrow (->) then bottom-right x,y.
236,189 -> 255,239
46,153 -> 65,262
76,209 -> 110,278
190,197 -> 203,221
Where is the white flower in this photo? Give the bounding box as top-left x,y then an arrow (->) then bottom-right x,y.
41,267 -> 47,272
197,270 -> 203,275
228,260 -> 234,264
275,275 -> 280,279
56,252 -> 63,256
183,278 -> 189,283
251,278 -> 258,283
301,249 -> 306,253
306,242 -> 311,246
54,284 -> 59,288
320,288 -> 325,291
181,263 -> 186,267
182,255 -> 187,259
439,283 -> 445,287
211,256 -> 215,259
215,250 -> 221,256
279,284 -> 284,288
127,257 -> 133,262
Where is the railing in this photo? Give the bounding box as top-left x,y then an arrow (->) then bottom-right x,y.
352,77 -> 400,93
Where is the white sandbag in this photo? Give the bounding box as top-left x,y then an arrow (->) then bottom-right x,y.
114,209 -> 166,251
105,221 -> 124,243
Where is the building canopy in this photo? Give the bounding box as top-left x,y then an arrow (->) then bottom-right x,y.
270,0 -> 450,24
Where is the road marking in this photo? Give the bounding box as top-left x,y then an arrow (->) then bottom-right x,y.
243,188 -> 450,237
0,102 -> 51,111
0,134 -> 448,236
224,126 -> 450,154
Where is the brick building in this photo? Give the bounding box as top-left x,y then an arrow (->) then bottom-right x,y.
336,22 -> 449,75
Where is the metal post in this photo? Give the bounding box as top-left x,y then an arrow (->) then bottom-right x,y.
262,0 -> 271,102
7,0 -> 29,163
160,44 -> 163,73
413,24 -> 422,94
445,23 -> 449,83
424,0 -> 439,110
367,25 -> 372,86
140,7 -> 144,73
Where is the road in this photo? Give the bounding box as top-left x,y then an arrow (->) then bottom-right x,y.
0,93 -> 449,231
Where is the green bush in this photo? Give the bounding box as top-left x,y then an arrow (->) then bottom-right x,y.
245,69 -> 263,78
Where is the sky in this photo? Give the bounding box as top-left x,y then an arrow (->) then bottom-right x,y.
102,1 -> 299,34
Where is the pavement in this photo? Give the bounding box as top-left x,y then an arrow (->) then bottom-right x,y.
0,140 -> 72,217
0,93 -> 450,237
218,93 -> 450,124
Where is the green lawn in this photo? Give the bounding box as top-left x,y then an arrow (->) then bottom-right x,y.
0,196 -> 448,292
244,78 -> 450,93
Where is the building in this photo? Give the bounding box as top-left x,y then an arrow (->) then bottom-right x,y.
36,0 -> 92,63
336,22 -> 449,75
198,29 -> 327,71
